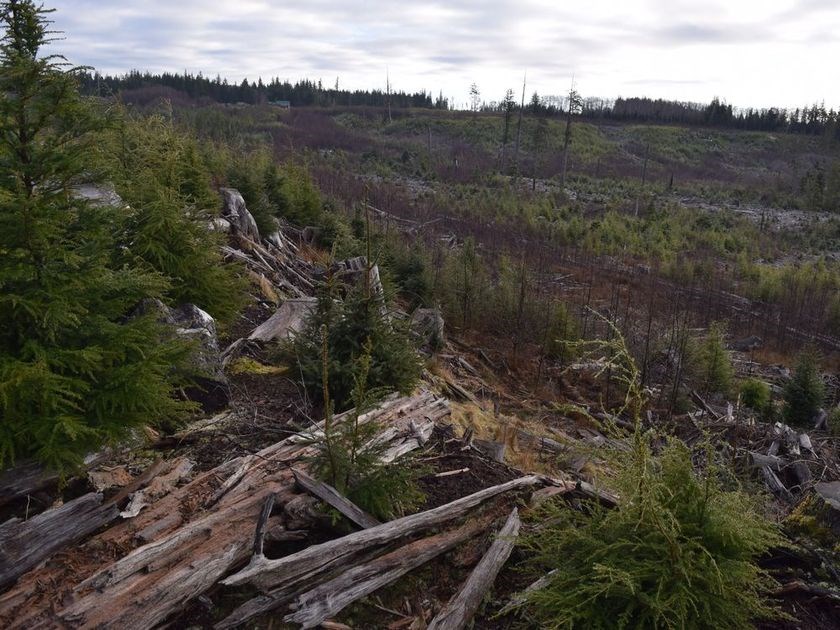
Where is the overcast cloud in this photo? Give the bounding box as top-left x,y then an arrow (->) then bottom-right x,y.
47,0 -> 840,109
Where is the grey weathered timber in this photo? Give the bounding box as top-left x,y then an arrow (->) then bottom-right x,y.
427,508 -> 521,630
292,469 -> 381,529
285,517 -> 490,629
0,493 -> 118,589
222,476 -> 540,591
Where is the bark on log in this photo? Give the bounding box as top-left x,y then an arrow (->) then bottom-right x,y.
0,493 -> 118,590
292,468 -> 381,529
427,508 -> 521,630
222,476 -> 540,592
284,516 -> 492,629
0,452 -> 109,509
749,451 -> 786,470
0,390 -> 446,629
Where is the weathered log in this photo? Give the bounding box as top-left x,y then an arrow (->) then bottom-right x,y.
222,476 -> 541,591
284,516 -> 492,629
0,390 -> 447,629
761,466 -> 794,503
427,508 -> 521,630
748,451 -> 786,470
247,298 -> 317,343
0,451 -> 109,509
292,468 -> 381,529
690,390 -> 722,422
473,438 -> 506,463
0,493 -> 118,590
498,570 -> 557,615
253,494 -> 277,557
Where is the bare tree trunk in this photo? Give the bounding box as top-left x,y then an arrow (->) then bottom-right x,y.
513,73 -> 526,174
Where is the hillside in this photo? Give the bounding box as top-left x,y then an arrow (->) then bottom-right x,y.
2,2 -> 840,629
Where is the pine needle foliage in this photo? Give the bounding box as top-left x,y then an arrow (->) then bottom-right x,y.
104,111 -> 247,324
0,1 -> 193,471
698,321 -> 734,395
783,349 -> 825,426
518,313 -> 783,629
519,437 -> 783,629
287,264 -> 421,411
309,334 -> 424,521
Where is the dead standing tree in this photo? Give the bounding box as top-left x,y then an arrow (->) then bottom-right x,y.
560,82 -> 583,187
513,73 -> 527,174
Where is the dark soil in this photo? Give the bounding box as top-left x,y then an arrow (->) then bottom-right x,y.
416,426 -> 520,510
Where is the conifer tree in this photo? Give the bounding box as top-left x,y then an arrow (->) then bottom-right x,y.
783,350 -> 825,426
105,112 -> 246,324
0,0 -> 191,471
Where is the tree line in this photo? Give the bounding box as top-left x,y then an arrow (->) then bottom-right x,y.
83,70 -> 840,140
79,71 -> 450,109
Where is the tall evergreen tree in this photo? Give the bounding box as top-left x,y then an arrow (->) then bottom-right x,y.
0,1 -> 191,471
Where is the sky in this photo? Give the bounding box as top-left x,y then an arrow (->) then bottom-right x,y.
47,0 -> 840,111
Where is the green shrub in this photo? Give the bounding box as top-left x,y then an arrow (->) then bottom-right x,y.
273,162 -> 323,227
518,436 -> 783,629
286,265 -> 421,411
827,406 -> 840,436
227,150 -> 277,236
384,240 -> 432,308
309,337 -> 424,521
544,301 -> 580,363
106,113 -> 247,324
783,350 -> 825,426
698,322 -> 733,395
740,378 -> 771,412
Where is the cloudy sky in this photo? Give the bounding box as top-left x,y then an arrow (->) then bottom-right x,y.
48,0 -> 840,110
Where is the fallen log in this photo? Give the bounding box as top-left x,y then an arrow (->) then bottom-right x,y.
284,515 -> 493,629
292,468 -> 381,529
761,466 -> 794,503
427,508 -> 521,630
748,451 -> 786,471
498,570 -> 557,615
0,451 -> 109,510
222,476 -> 541,592
0,390 -> 447,629
0,493 -> 119,590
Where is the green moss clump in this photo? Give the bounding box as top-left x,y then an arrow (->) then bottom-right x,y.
227,357 -> 288,376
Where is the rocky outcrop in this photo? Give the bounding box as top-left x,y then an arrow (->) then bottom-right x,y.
220,187 -> 260,241
72,183 -> 128,209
